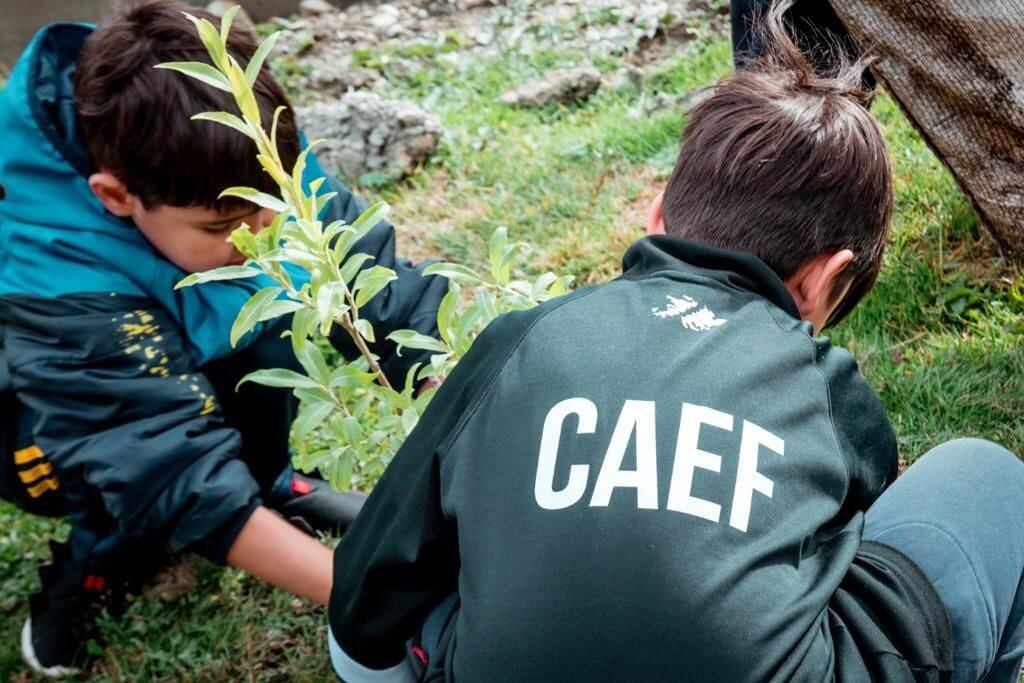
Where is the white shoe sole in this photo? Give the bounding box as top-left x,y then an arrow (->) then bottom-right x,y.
20,618 -> 79,678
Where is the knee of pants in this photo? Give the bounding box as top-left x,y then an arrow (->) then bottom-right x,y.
897,438 -> 1024,504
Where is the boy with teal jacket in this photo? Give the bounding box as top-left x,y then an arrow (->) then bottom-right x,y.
328,5 -> 1024,682
0,1 -> 446,676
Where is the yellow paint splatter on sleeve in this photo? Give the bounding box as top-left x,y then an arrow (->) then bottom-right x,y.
115,310 -> 218,416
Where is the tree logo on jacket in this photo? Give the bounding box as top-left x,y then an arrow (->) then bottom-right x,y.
652,295 -> 727,332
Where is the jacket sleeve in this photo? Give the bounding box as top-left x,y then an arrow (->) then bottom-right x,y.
327,307 -> 537,678
1,294 -> 260,563
816,339 -> 900,515
314,169 -> 449,387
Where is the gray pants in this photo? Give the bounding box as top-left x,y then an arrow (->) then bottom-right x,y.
865,439 -> 1024,682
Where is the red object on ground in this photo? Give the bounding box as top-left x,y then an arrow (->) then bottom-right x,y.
83,575 -> 106,591
411,646 -> 428,664
291,478 -> 313,496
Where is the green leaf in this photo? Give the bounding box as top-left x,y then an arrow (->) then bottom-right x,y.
219,4 -> 240,42
293,338 -> 331,385
291,307 -> 318,342
175,265 -> 259,289
532,272 -> 558,297
348,202 -> 391,243
182,14 -> 229,72
548,274 -> 574,297
256,300 -> 304,323
295,386 -> 336,405
354,318 -> 376,343
237,368 -> 319,390
332,231 -> 360,265
423,262 -> 481,284
341,416 -> 363,447
339,253 -> 374,285
315,281 -> 349,331
400,407 -> 420,436
270,105 -> 287,150
354,266 -> 397,308
329,448 -> 356,491
323,220 -> 349,244
315,191 -> 339,217
230,286 -> 282,346
245,30 -> 279,86
229,226 -> 258,258
488,226 -> 507,268
191,112 -> 258,141
292,400 -> 334,440
219,187 -> 289,213
155,62 -> 231,92
436,286 -> 459,346
386,330 -> 449,355
291,146 -> 315,211
329,365 -> 377,388
474,288 -> 500,325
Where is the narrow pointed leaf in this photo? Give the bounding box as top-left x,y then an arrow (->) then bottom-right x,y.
354,318 -> 376,343
386,330 -> 449,355
230,286 -> 282,346
339,253 -> 373,285
175,265 -> 259,289
353,266 -> 397,308
245,31 -> 280,85
191,112 -> 257,141
292,400 -> 334,440
349,202 -> 391,244
423,262 -> 481,284
219,187 -> 289,213
155,62 -> 231,91
237,368 -> 319,390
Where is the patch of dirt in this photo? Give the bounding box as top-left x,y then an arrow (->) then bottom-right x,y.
143,556 -> 197,600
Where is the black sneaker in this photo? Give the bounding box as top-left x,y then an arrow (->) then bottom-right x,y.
21,542 -> 122,678
275,474 -> 368,535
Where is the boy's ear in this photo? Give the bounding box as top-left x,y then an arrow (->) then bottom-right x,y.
785,250 -> 854,333
647,192 -> 666,235
88,172 -> 136,217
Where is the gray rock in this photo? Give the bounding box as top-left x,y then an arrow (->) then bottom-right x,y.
370,5 -> 401,30
306,64 -> 383,98
604,65 -> 644,91
297,93 -> 443,179
299,0 -> 336,17
499,67 -> 602,108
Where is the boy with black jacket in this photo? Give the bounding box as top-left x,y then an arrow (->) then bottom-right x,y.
328,4 -> 1024,681
0,2 -> 446,677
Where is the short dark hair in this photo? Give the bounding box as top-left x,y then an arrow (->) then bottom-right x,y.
74,0 -> 299,212
662,0 -> 892,325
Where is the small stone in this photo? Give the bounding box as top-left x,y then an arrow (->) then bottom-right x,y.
499,67 -> 602,108
604,65 -> 644,91
370,4 -> 401,30
299,0 -> 336,17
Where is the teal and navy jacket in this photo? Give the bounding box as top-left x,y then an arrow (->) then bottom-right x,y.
329,237 -> 953,682
0,24 -> 446,563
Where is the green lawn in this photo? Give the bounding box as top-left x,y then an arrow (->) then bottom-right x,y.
3,24 -> 1023,682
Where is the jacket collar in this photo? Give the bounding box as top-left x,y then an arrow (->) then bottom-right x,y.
621,235 -> 801,319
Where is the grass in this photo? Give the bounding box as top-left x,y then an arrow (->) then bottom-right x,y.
3,19 -> 1023,682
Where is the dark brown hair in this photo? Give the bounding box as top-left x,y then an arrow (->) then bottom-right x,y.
662,0 -> 892,325
74,0 -> 299,212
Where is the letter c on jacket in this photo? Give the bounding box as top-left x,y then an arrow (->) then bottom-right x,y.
535,397 -> 596,510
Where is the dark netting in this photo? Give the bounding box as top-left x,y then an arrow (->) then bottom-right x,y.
830,0 -> 1024,255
